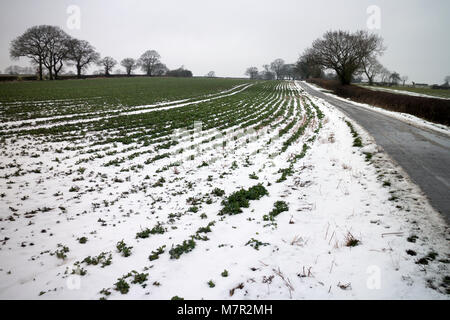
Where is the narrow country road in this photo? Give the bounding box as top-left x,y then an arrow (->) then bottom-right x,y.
298,81 -> 450,222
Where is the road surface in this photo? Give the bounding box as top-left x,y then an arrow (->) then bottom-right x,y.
298,81 -> 450,222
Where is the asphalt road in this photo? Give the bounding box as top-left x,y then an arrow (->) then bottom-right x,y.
298,82 -> 450,222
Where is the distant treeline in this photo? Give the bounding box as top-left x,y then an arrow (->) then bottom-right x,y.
8,25 -> 193,80
0,74 -> 180,82
246,29 -> 449,88
0,72 -> 218,83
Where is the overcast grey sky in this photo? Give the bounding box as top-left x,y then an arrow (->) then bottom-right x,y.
0,0 -> 449,83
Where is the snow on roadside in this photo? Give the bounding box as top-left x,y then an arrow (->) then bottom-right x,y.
304,81 -> 450,137
362,85 -> 450,101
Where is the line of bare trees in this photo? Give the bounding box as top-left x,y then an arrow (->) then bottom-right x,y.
245,30 -> 420,87
9,25 -> 179,80
120,50 -> 169,77
10,25 -> 96,80
246,59 -> 299,81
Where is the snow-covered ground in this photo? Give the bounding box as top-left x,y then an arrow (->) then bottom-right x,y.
0,81 -> 448,300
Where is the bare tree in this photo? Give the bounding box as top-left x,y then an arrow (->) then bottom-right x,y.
153,63 -> 168,76
138,50 -> 161,76
98,56 -> 117,76
245,67 -> 259,80
295,50 -> 323,80
120,58 -> 137,76
380,67 -> 391,83
270,58 -> 285,80
307,30 -> 385,85
10,25 -> 53,80
262,64 -> 275,80
205,71 -> 216,78
360,56 -> 383,85
401,75 -> 409,86
281,64 -> 296,80
67,39 -> 100,78
36,26 -> 72,80
444,76 -> 450,85
389,72 -> 401,85
51,41 -> 70,80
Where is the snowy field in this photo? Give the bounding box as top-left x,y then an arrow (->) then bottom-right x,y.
0,80 -> 448,299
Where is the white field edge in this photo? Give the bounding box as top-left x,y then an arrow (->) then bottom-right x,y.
304,81 -> 450,137
0,81 -> 448,300
360,85 -> 450,101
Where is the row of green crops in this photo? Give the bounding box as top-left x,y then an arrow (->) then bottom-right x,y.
0,77 -> 250,121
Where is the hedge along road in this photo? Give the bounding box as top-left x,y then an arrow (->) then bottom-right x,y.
298,81 -> 450,222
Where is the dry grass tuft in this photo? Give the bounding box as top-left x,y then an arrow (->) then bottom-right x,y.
344,232 -> 361,247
